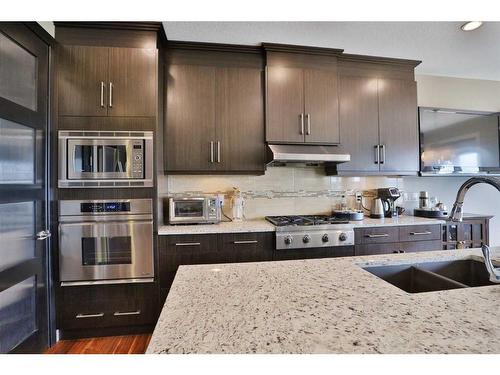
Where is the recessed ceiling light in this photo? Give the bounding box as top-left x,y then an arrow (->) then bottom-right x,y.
461,21 -> 483,31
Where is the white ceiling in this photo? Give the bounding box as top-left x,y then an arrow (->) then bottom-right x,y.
162,22 -> 500,81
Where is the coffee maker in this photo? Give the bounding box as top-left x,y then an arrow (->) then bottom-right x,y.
377,187 -> 401,218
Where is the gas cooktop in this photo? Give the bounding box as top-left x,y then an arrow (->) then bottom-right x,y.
265,215 -> 349,227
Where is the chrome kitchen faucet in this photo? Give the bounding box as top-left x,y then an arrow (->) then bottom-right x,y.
450,177 -> 500,283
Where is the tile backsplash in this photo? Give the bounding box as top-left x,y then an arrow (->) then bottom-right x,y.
158,167 -> 404,220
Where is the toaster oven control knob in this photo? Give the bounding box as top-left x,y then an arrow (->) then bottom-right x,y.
322,234 -> 329,243
302,235 -> 311,244
284,236 -> 293,245
134,154 -> 142,161
339,232 -> 348,242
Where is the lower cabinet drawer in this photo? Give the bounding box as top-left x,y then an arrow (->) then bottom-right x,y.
399,225 -> 441,242
400,240 -> 443,253
57,283 -> 156,331
355,243 -> 401,256
355,227 -> 399,245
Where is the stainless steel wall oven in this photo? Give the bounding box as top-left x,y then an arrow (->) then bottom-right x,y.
58,199 -> 154,286
58,130 -> 153,188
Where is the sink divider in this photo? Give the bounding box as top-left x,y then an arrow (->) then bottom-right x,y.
412,267 -> 469,290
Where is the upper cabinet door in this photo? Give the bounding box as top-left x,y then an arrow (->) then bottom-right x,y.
165,64 -> 216,172
108,48 -> 157,117
304,69 -> 340,144
336,75 -> 380,172
266,66 -> 305,143
378,78 -> 419,173
215,67 -> 265,173
58,45 -> 108,116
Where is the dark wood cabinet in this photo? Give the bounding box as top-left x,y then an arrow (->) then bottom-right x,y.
215,67 -> 265,173
58,45 -> 109,116
378,78 -> 418,173
219,232 -> 274,263
165,64 -> 216,172
165,46 -> 265,174
108,47 -> 157,116
336,75 -> 380,173
333,55 -> 420,175
264,45 -> 341,145
58,45 -> 157,117
303,68 -> 340,143
442,215 -> 492,250
266,66 -> 305,143
57,282 -> 157,336
354,224 -> 443,256
158,232 -> 274,295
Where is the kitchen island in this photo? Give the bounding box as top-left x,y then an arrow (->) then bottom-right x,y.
147,248 -> 500,354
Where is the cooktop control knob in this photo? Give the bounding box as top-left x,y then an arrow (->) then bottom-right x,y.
322,234 -> 329,243
339,232 -> 348,242
303,235 -> 311,244
284,236 -> 293,245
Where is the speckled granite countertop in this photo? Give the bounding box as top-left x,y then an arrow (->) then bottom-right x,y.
147,248 -> 500,354
158,216 -> 444,235
158,219 -> 275,235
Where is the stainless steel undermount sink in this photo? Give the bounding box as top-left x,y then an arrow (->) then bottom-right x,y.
363,259 -> 497,294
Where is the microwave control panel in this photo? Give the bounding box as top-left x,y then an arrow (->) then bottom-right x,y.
131,141 -> 144,178
207,198 -> 219,220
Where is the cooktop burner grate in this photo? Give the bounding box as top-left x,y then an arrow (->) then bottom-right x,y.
265,215 -> 349,227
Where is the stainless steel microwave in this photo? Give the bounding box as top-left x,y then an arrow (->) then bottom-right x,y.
58,130 -> 153,188
168,197 -> 221,224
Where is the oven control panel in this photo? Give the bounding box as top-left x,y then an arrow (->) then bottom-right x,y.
131,142 -> 144,178
80,202 -> 131,213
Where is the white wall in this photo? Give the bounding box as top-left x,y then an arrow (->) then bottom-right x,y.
37,22 -> 55,38
409,74 -> 500,245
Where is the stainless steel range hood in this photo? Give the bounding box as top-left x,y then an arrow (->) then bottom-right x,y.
266,144 -> 350,166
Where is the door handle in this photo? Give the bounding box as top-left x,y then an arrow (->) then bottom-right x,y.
217,141 -> 221,163
374,145 -> 380,164
306,113 -> 311,135
113,310 -> 141,316
36,230 -> 51,241
233,240 -> 258,244
380,144 -> 386,164
210,141 -> 214,163
100,82 -> 105,108
300,113 -> 304,135
76,312 -> 104,319
109,82 -> 113,108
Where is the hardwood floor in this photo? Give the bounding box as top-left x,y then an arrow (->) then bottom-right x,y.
45,334 -> 152,354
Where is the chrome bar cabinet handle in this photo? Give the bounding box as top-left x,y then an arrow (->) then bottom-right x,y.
300,113 -> 304,135
365,233 -> 389,238
109,82 -> 113,107
233,240 -> 258,244
114,310 -> 141,316
100,82 -> 105,107
210,141 -> 214,163
409,231 -> 432,236
76,312 -> 104,319
175,242 -> 201,247
374,145 -> 380,164
380,144 -> 386,164
217,141 -> 221,163
306,113 -> 311,135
